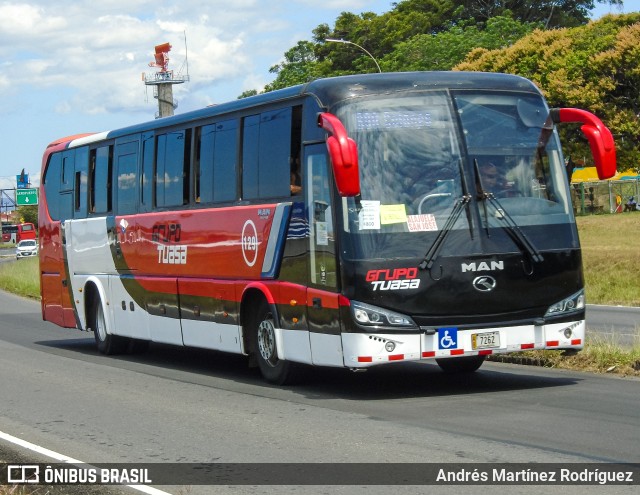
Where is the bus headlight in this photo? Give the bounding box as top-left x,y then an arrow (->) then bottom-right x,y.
545,289 -> 585,317
351,301 -> 418,330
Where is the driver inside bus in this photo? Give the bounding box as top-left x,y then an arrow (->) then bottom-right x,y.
480,161 -> 513,197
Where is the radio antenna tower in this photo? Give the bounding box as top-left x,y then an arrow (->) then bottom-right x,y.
143,41 -> 189,118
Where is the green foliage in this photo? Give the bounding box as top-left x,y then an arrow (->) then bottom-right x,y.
382,15 -> 538,72
254,0 -> 618,93
264,41 -> 328,92
455,0 -> 623,28
456,13 -> 640,173
16,205 -> 37,225
238,89 -> 258,99
0,257 -> 39,299
248,1 -> 639,173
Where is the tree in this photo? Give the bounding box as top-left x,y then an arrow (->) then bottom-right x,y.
238,89 -> 258,99
453,0 -> 624,28
313,1 -> 459,75
456,13 -> 640,173
264,41 -> 328,92
16,205 -> 38,226
247,0 -> 626,95
382,14 -> 538,72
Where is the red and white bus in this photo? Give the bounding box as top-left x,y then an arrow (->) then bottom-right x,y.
17,222 -> 36,242
39,72 -> 616,384
2,222 -> 36,243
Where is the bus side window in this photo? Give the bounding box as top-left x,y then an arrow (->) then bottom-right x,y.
156,129 -> 190,208
306,145 -> 336,289
90,145 -> 112,214
44,153 -> 62,221
290,106 -> 302,196
213,120 -> 238,202
242,107 -> 294,200
198,120 -> 238,204
74,146 -> 89,218
115,139 -> 139,215
141,132 -> 155,212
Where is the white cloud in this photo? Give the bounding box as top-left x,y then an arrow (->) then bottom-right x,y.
292,0 -> 386,10
0,0 -> 392,182
0,3 -> 67,38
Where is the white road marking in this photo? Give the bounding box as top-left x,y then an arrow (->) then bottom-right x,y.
0,429 -> 173,495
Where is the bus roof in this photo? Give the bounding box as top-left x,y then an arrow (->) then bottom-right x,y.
64,71 -> 542,149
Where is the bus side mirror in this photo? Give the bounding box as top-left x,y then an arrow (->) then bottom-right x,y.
318,112 -> 360,197
551,108 -> 616,180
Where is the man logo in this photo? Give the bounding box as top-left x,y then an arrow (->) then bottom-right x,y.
462,260 -> 504,272
473,276 -> 497,292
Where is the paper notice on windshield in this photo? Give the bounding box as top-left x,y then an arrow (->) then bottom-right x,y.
380,204 -> 408,225
407,214 -> 438,232
358,200 -> 380,230
315,222 -> 328,245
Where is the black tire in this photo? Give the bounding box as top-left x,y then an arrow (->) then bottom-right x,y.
251,299 -> 298,385
436,355 -> 485,374
91,296 -> 127,355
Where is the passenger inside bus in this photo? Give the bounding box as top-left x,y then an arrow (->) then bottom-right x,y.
290,157 -> 302,195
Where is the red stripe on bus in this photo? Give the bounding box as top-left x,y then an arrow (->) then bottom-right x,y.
450,349 -> 464,355
546,340 -> 560,347
358,356 -> 373,363
338,295 -> 351,307
521,343 -> 535,349
306,288 -> 341,310
478,350 -> 493,356
422,351 -> 436,358
388,354 -> 404,361
571,339 -> 582,345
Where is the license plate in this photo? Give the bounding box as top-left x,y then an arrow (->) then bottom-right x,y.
472,331 -> 500,349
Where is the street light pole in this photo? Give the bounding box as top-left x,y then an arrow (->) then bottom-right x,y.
325,38 -> 382,73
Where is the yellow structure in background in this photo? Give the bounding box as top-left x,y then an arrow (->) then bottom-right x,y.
571,167 -> 638,183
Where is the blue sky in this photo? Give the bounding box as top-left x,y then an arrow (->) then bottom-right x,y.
0,0 -> 632,191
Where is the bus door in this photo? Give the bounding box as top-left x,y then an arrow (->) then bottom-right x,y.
47,148 -> 83,328
304,144 -> 343,367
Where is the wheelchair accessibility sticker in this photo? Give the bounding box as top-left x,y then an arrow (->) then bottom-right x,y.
438,327 -> 458,350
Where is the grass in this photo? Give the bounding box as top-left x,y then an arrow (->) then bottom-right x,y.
490,334 -> 640,377
577,213 -> 640,306
0,256 -> 39,299
0,215 -> 638,378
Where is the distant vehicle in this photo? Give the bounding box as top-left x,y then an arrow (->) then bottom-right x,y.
2,224 -> 17,243
2,223 -> 36,243
16,239 -> 38,259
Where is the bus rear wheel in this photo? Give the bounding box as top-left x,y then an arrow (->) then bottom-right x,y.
436,355 -> 485,374
252,300 -> 297,385
91,296 -> 126,355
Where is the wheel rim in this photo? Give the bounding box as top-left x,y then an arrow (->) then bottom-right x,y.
257,316 -> 278,367
95,303 -> 107,342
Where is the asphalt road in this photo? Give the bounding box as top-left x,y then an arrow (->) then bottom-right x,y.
586,304 -> 639,346
0,290 -> 638,495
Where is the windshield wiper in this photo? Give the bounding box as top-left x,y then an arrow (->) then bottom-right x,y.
473,158 -> 543,264
419,158 -> 474,271
486,194 -> 544,263
418,194 -> 471,271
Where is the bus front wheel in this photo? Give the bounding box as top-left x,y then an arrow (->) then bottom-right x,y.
251,300 -> 297,385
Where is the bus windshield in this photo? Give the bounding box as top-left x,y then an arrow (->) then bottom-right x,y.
335,90 -> 573,260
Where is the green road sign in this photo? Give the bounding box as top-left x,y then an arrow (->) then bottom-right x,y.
16,188 -> 38,206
